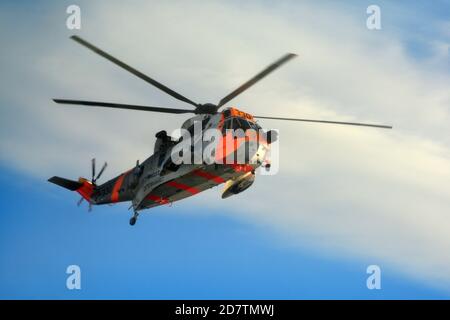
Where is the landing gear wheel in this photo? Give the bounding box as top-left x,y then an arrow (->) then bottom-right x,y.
129,211 -> 139,226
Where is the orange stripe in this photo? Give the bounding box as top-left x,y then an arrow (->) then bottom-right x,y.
217,114 -> 225,130
111,173 -> 127,203
229,164 -> 254,173
146,194 -> 169,204
192,169 -> 225,183
166,181 -> 200,195
77,179 -> 94,201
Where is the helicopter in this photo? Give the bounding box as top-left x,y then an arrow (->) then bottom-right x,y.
48,36 -> 392,226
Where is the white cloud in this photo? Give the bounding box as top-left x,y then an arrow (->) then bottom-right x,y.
1,1 -> 450,291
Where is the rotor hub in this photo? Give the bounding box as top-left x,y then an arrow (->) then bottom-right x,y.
195,103 -> 218,114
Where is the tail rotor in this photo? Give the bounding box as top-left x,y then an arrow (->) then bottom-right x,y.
77,197 -> 94,212
91,158 -> 107,185
77,158 -> 107,210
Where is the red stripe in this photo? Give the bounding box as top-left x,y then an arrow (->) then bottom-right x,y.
166,181 -> 200,195
146,194 -> 169,204
192,169 -> 225,184
230,164 -> 254,173
111,173 -> 127,203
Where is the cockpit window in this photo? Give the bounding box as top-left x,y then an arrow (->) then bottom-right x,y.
232,117 -> 241,129
222,117 -> 261,134
241,120 -> 252,131
249,121 -> 261,131
232,118 -> 252,130
222,119 -> 232,133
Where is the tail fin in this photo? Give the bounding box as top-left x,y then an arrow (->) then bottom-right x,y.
48,176 -> 95,203
48,176 -> 82,191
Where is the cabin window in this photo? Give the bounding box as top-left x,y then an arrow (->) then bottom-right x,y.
202,117 -> 210,129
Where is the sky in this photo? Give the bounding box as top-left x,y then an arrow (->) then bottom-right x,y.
0,0 -> 449,299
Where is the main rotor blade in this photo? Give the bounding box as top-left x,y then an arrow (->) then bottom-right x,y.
53,99 -> 195,114
217,53 -> 297,108
70,35 -> 199,107
253,116 -> 392,129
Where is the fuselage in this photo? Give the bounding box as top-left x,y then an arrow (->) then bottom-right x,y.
88,107 -> 269,212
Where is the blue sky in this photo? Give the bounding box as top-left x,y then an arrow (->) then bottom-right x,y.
0,0 -> 449,299
0,165 -> 447,299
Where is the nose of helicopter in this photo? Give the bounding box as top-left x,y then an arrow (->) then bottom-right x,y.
245,133 -> 270,168
254,139 -> 269,166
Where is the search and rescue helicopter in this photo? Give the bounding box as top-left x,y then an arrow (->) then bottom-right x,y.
48,36 -> 392,225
